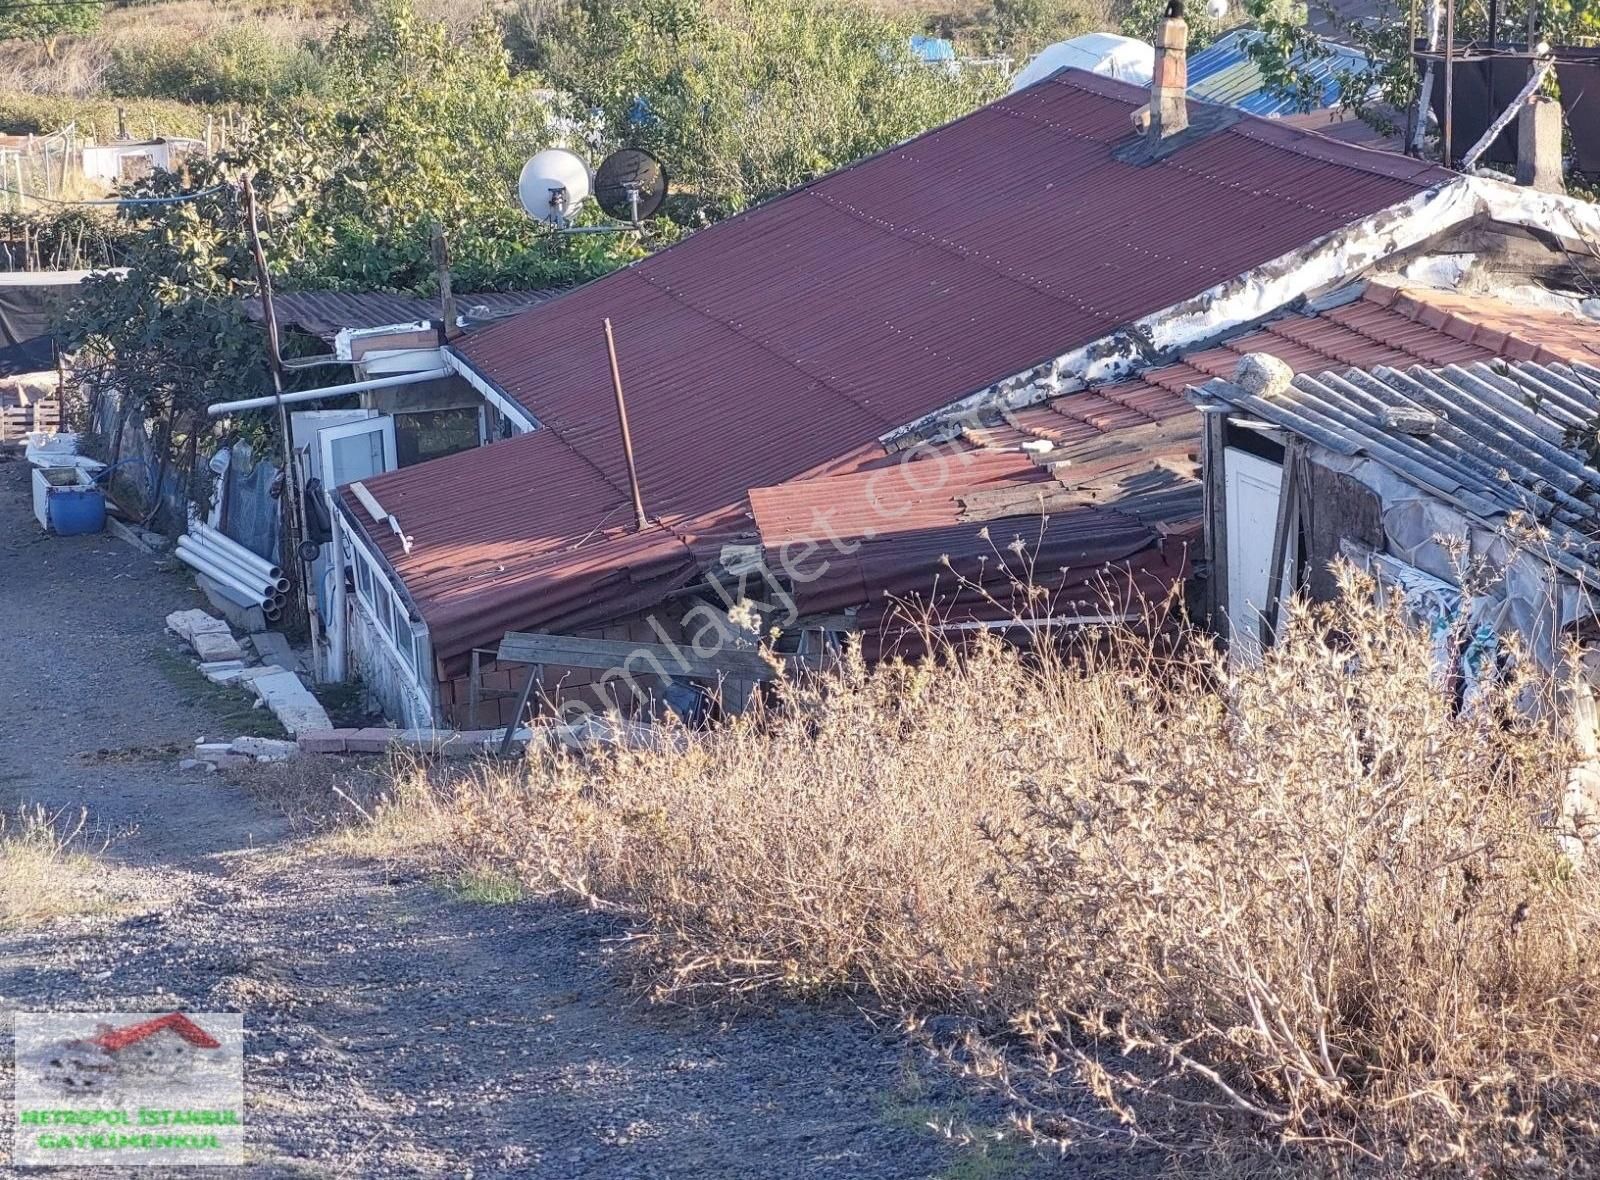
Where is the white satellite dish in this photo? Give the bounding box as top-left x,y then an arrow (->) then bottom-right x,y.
518,148 -> 592,225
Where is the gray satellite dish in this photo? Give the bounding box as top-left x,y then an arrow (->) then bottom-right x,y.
594,148 -> 668,224
518,148 -> 592,225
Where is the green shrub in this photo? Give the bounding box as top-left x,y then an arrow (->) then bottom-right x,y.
0,91 -> 213,139
104,24 -> 326,105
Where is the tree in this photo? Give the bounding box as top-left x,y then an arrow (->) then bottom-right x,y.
538,0 -> 1007,218
0,0 -> 104,58
64,0 -> 649,519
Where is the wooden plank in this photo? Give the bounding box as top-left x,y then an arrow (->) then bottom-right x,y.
1201,408 -> 1229,635
1258,441 -> 1304,651
498,631 -> 783,682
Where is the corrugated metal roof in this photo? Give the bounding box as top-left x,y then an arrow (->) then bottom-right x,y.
446,71 -> 1448,518
353,74 -> 1463,667
1188,27 -> 1368,116
244,289 -> 558,340
1202,357 -> 1600,579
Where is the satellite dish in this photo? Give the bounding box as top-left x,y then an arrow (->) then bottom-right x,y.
594,148 -> 668,224
518,148 -> 591,225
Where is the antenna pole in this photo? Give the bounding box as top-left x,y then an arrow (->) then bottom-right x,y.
603,318 -> 649,532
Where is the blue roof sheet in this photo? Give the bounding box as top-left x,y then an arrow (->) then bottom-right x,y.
1187,27 -> 1368,116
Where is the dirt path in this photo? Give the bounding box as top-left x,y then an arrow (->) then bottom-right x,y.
0,458 -> 1039,1179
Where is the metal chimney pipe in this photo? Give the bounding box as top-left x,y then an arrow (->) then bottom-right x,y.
603,318 -> 650,532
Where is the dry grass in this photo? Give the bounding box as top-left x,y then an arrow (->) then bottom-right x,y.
324,570 -> 1600,1173
0,806 -> 144,928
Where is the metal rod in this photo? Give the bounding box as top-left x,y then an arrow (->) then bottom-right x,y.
1443,0 -> 1456,165
603,318 -> 649,531
206,367 -> 450,416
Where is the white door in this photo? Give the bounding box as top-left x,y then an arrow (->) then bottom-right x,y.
290,408 -> 376,487
319,416 -> 397,491
1224,447 -> 1284,662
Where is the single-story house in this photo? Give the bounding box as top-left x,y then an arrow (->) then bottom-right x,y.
271,40 -> 1600,729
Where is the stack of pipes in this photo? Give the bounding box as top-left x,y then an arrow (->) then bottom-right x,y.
175,521 -> 288,621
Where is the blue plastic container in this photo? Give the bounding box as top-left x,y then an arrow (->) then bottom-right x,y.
47,485 -> 107,536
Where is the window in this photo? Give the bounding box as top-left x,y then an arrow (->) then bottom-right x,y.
355,555 -> 374,607
394,408 -> 481,468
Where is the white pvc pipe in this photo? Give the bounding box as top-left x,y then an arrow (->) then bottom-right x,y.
192,571 -> 260,611
184,533 -> 288,591
177,536 -> 291,594
174,542 -> 272,606
177,536 -> 278,592
188,521 -> 280,579
329,509 -> 348,681
205,367 -> 451,416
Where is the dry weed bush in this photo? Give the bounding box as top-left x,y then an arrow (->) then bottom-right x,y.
0,806 -> 142,927
981,573 -> 1600,1172
371,571 -> 1600,1173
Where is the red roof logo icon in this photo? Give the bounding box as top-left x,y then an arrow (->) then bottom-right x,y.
90,1013 -> 222,1054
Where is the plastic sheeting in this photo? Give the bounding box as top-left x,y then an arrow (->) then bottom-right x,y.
1010,34 -> 1154,92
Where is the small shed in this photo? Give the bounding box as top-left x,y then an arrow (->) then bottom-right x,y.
79,137 -> 205,184
1195,355 -> 1600,677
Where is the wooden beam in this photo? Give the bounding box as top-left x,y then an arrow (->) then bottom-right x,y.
1201,407 -> 1229,637
498,631 -> 783,682
1258,441 -> 1305,652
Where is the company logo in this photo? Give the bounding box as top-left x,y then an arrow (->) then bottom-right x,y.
13,1011 -> 244,1167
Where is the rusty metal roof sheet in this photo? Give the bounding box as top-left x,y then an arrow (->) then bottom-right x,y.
450,72 -> 1450,522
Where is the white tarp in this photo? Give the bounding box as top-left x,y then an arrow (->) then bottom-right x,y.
1010,33 -> 1154,93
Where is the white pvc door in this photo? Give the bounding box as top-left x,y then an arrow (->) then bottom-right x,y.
289,408 -> 375,486
320,416 -> 396,490
1224,447 -> 1284,662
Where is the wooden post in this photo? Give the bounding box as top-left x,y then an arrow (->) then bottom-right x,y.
1443,0 -> 1456,165
498,663 -> 542,757
431,223 -> 457,345
241,176 -> 316,653
1201,407 -> 1230,638
468,649 -> 482,729
603,318 -> 649,531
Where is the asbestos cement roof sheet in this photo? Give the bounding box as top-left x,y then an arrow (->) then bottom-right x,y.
1203,357 -> 1600,579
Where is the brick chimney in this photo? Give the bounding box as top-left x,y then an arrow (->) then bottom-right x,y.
1149,0 -> 1190,142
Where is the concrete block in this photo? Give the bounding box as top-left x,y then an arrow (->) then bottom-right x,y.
345,727 -> 400,754
398,729 -> 453,753
297,731 -> 350,754
250,671 -> 333,736
250,631 -> 296,668
194,742 -> 233,757
441,730 -> 500,759
193,630 -> 246,663
230,737 -> 299,761
208,754 -> 252,771
166,609 -> 230,644
195,574 -> 266,636
178,758 -> 216,773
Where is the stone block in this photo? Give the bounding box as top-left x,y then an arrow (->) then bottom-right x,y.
297,731 -> 351,754
230,737 -> 299,761
344,728 -> 400,754
194,742 -> 233,757
249,671 -> 333,736
193,630 -> 246,663
166,609 -> 230,644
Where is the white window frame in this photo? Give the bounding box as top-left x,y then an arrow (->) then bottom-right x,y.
341,519 -> 436,723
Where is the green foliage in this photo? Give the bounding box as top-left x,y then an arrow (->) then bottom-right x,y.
0,91 -> 214,140
1115,0 -> 1229,51
64,0 -> 648,488
539,0 -> 1006,218
973,0 -> 1094,58
0,208 -> 131,271
105,24 -> 327,105
0,0 -> 103,45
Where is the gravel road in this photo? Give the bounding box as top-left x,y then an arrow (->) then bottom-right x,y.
0,457 -> 1044,1179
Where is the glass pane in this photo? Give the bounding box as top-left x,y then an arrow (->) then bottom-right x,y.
394,408 -> 480,468
329,429 -> 386,487
356,555 -> 373,606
